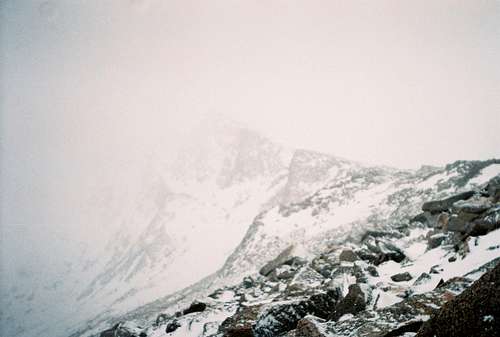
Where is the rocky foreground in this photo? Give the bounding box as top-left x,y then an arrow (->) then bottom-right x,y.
98,176 -> 500,337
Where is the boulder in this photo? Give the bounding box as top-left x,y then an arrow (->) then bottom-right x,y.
358,238 -> 406,266
422,191 -> 475,214
300,276 -> 472,337
446,212 -> 478,233
219,305 -> 262,337
165,320 -> 181,333
182,301 -> 207,315
413,272 -> 431,286
390,272 -> 413,282
416,262 -> 500,337
254,290 -> 340,337
331,284 -> 367,320
466,207 -> 500,236
339,249 -> 359,262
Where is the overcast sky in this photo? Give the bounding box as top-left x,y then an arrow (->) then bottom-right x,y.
1,0 -> 500,226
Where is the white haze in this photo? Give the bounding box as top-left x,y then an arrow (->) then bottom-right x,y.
0,0 -> 499,299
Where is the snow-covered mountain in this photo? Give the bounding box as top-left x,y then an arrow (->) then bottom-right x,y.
1,120 -> 499,337
87,162 -> 500,337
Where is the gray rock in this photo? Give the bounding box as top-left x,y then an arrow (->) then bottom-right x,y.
422,191 -> 475,214
219,305 -> 262,337
339,249 -> 359,262
413,272 -> 431,286
391,272 -> 413,282
452,197 -> 492,214
446,212 -> 478,233
331,284 -> 367,320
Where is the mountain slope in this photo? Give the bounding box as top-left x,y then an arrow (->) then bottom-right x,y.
89,162 -> 500,337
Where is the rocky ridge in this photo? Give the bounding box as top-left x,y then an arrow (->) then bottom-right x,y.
92,165 -> 500,337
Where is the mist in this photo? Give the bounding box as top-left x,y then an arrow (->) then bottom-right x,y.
2,0 -> 500,229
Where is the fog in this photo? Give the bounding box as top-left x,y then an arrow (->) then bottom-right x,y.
1,0 -> 500,229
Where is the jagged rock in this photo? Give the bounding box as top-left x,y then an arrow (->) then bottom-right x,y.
165,320 -> 181,333
339,249 -> 359,262
219,305 -> 262,337
390,272 -> 412,282
413,272 -> 431,286
357,236 -> 406,266
254,290 -> 340,337
416,262 -> 500,337
302,277 -> 472,337
100,323 -> 136,337
422,191 -> 475,214
183,301 -> 207,315
331,284 -> 367,320
429,265 -> 443,274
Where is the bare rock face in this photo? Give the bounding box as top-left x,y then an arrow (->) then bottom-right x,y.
415,262 -> 500,337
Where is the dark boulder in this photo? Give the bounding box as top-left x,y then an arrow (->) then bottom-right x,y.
219,305 -> 262,337
416,262 -> 500,337
422,191 -> 475,214
165,320 -> 181,333
331,284 -> 367,320
390,272 -> 412,282
183,301 -> 207,315
413,272 -> 431,286
254,290 -> 340,336
357,238 -> 406,266
339,249 -> 359,262
466,207 -> 500,236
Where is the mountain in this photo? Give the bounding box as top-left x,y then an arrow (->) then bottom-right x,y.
1,120 -> 499,337
90,162 -> 500,337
